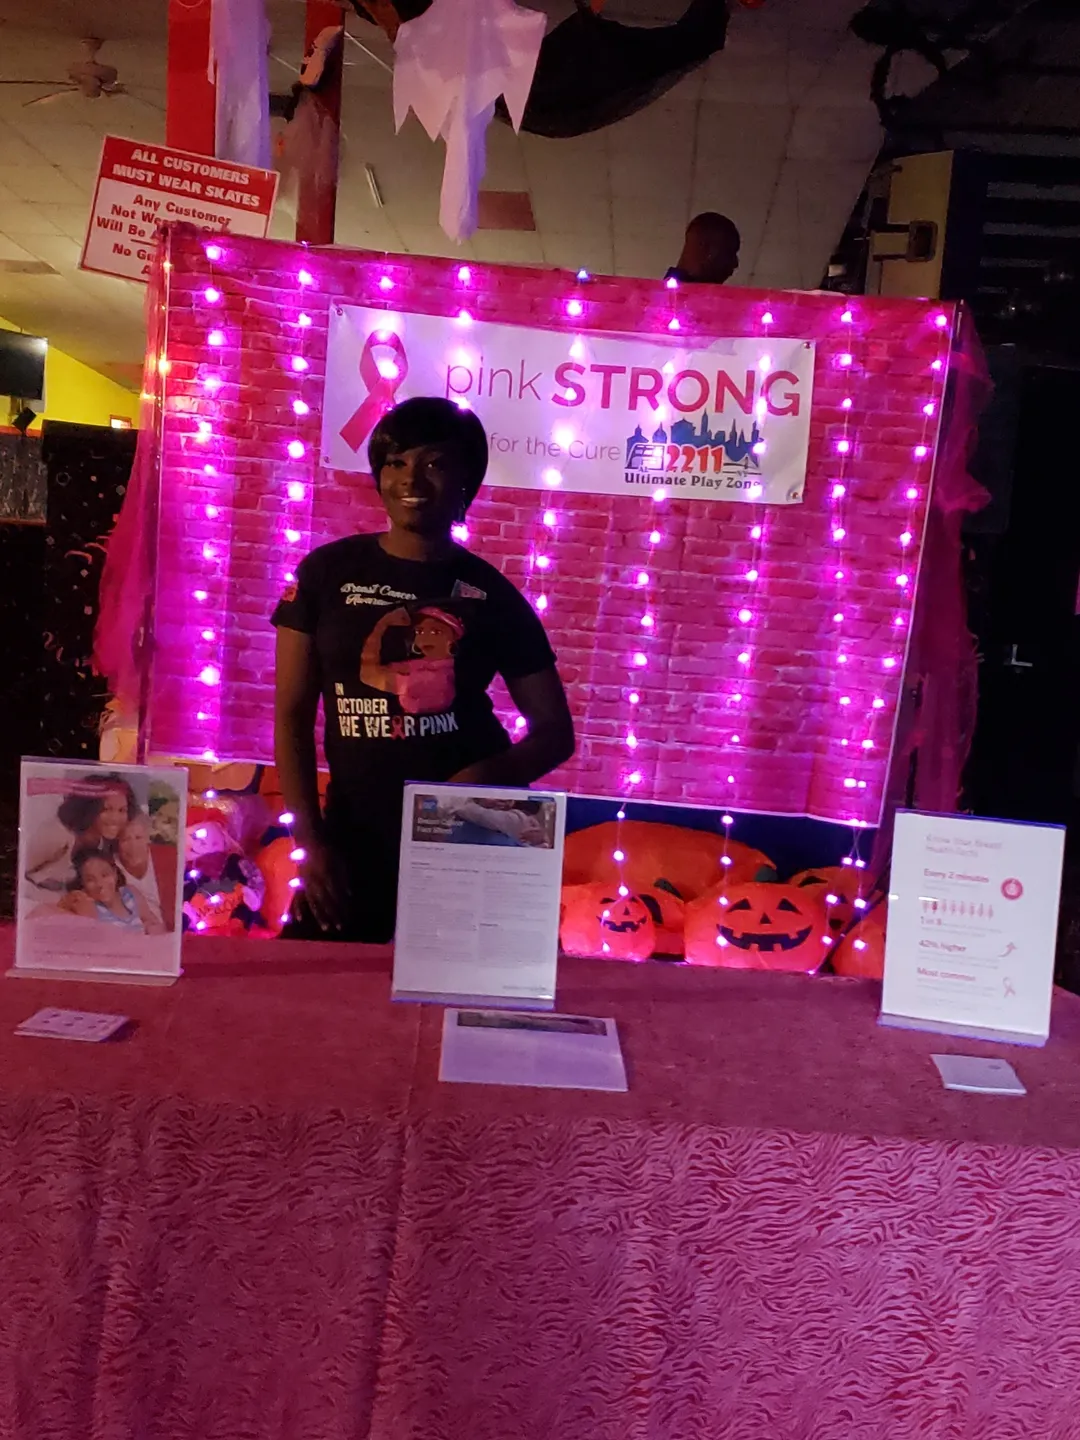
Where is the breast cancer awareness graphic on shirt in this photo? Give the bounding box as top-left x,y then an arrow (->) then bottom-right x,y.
340,329 -> 409,453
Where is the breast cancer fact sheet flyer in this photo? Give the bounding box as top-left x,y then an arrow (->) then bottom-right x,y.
881,810 -> 1065,1046
392,783 -> 567,1008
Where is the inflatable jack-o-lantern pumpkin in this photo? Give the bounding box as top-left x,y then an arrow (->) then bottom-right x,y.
685,881 -> 829,972
830,906 -> 887,979
638,883 -> 686,958
563,821 -> 775,901
791,864 -> 876,934
560,883 -> 656,961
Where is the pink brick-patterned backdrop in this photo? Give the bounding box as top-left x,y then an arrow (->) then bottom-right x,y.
147,227 -> 954,826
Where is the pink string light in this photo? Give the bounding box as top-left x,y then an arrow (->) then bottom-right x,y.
167,249 -> 951,911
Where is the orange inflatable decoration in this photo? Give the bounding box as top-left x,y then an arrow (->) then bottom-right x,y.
638,885 -> 686,957
256,835 -> 302,934
560,883 -> 656,961
830,907 -> 887,979
790,864 -> 877,935
186,761 -> 259,795
685,880 -> 830,973
563,821 -> 774,902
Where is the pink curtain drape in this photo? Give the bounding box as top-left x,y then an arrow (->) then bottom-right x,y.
872,307 -> 992,876
92,243 -> 167,716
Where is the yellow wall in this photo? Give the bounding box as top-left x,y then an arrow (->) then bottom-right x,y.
0,317 -> 138,431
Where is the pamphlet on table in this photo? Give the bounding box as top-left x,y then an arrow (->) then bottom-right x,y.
14,759 -> 187,984
439,1009 -> 628,1092
881,810 -> 1064,1046
931,1054 -> 1026,1096
392,782 -> 566,1007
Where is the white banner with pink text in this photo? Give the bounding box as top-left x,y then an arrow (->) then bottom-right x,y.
320,304 -> 815,506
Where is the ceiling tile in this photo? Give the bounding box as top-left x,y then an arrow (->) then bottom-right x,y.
471,232 -> 545,265
24,233 -> 81,268
609,144 -> 693,207
483,127 -> 528,192
694,101 -> 793,165
0,131 -> 50,172
393,226 -> 469,261
0,234 -> 37,262
0,195 -> 63,236
748,158 -> 871,290
537,232 -> 614,276
34,203 -> 92,241
0,163 -> 86,204
788,105 -> 882,165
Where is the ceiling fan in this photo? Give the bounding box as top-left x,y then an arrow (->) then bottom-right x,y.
0,37 -> 139,108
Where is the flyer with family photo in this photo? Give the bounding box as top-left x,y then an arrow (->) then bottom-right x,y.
16,759 -> 187,982
393,783 -> 567,1008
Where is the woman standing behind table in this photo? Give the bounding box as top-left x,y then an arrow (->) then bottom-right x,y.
272,397 -> 575,942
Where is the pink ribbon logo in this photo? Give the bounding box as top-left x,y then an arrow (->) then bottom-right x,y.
340,329 -> 409,453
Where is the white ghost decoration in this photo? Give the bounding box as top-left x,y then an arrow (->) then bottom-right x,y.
393,0 -> 546,243
209,0 -> 272,170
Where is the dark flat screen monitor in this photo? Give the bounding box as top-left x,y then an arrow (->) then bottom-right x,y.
0,331 -> 47,400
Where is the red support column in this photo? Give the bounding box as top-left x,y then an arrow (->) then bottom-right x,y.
166,0 -> 216,156
295,0 -> 343,246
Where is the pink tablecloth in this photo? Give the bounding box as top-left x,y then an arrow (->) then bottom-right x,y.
1,928 -> 1080,1440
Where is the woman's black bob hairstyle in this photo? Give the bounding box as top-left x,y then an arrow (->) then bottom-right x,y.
367,397 -> 489,509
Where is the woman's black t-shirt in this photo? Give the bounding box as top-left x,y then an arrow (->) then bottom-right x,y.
271,534 -> 556,834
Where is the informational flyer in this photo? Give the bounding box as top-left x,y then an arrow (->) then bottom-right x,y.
881,810 -> 1065,1046
15,759 -> 187,983
392,783 -> 566,1008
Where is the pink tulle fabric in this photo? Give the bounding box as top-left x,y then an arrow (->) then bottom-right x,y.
92,249 -> 167,712
3,930 -> 1080,1440
873,309 -> 991,877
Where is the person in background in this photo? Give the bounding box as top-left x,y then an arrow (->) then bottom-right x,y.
273,396 -> 575,942
666,212 -> 741,286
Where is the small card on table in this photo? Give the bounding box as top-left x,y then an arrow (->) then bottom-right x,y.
16,1008 -> 131,1043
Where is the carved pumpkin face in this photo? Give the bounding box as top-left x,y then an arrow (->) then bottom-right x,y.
831,907 -> 886,979
791,864 -> 875,934
684,881 -> 828,972
560,883 -> 656,961
638,883 -> 686,958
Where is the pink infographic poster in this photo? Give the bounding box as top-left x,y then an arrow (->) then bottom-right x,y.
881,810 -> 1065,1046
16,759 -> 187,982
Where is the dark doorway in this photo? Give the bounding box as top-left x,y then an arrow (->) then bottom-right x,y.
965,365 -> 1080,825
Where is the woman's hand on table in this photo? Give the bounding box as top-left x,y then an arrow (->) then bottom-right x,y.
295,838 -> 349,933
